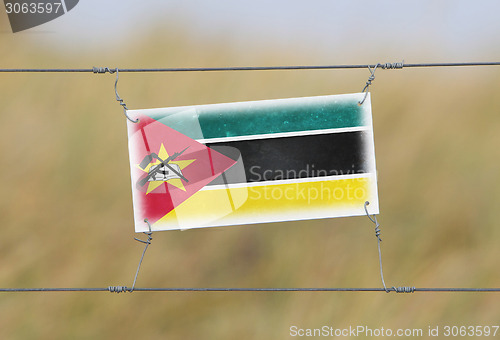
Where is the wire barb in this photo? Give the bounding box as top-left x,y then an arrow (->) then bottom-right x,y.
92,67 -> 115,74
391,286 -> 415,293
108,286 -> 129,293
380,61 -> 405,69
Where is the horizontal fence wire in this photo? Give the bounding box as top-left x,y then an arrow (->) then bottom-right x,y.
0,62 -> 499,73
1,287 -> 500,293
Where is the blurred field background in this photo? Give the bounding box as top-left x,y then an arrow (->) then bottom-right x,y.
1,2 -> 500,339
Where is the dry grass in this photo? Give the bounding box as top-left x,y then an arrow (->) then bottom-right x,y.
0,18 -> 499,339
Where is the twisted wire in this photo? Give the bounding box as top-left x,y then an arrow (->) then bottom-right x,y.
391,286 -> 416,293
380,61 -> 404,69
108,286 -> 129,293
92,67 -> 115,74
129,219 -> 154,292
359,64 -> 380,105
364,201 -> 388,292
364,202 -> 416,294
112,68 -> 138,123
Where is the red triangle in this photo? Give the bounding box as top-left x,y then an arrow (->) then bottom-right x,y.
128,115 -> 236,226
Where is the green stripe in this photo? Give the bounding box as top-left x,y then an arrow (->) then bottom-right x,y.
145,94 -> 369,140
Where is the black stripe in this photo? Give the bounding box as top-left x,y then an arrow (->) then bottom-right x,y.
207,131 -> 370,184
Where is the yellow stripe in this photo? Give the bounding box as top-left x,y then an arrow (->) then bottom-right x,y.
153,177 -> 376,230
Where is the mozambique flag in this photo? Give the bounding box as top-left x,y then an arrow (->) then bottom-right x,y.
127,93 -> 378,232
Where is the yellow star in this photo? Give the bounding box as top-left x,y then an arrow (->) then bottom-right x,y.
137,144 -> 195,194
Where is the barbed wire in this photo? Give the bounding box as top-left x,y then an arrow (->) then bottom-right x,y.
0,61 -> 499,73
0,287 -> 499,293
